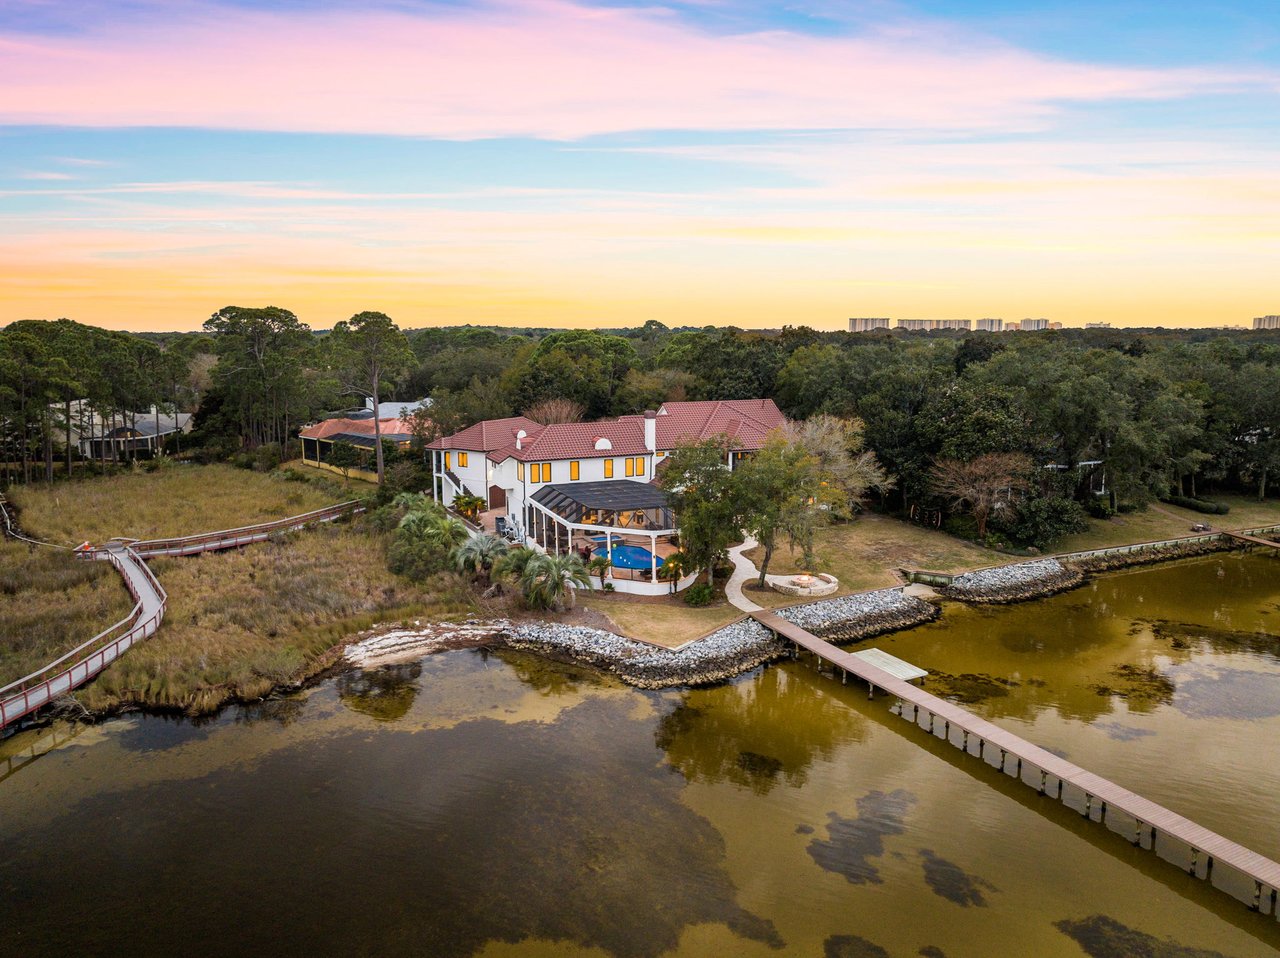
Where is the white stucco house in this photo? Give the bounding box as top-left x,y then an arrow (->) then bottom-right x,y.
426,400 -> 785,595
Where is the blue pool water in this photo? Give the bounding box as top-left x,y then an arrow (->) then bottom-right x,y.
601,544 -> 664,570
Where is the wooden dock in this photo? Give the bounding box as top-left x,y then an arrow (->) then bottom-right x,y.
1226,531 -> 1280,551
751,608 -> 1280,920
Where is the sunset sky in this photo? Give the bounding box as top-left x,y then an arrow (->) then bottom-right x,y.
2,0 -> 1277,331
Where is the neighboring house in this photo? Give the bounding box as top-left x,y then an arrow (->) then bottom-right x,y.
299,417 -> 415,481
65,400 -> 193,459
299,398 -> 430,480
426,399 -> 785,595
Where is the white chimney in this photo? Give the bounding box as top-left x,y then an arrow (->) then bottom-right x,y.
516,429 -> 526,450
643,410 -> 657,453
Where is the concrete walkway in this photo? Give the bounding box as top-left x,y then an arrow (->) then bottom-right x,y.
725,537 -> 763,612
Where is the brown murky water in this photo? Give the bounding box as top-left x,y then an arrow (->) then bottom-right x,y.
1,554 -> 1279,957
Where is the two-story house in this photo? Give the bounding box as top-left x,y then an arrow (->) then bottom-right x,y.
428,399 -> 785,595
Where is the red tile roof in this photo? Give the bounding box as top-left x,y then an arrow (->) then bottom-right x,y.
654,399 -> 784,450
430,399 -> 785,463
425,416 -> 543,452
493,419 -> 650,463
300,417 -> 411,440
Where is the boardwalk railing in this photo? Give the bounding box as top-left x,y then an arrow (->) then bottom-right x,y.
1,497 -> 365,729
752,609 -> 1280,922
0,546 -> 166,728
125,499 -> 364,557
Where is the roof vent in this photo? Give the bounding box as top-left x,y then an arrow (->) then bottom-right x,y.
594,437 -> 612,451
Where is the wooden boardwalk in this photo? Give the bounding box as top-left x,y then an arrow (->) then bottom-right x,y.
751,609 -> 1280,920
1226,531 -> 1280,551
0,500 -> 364,730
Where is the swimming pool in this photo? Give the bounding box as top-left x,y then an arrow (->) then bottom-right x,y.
600,544 -> 665,571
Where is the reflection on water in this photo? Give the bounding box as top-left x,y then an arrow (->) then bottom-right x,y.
336,662 -> 422,722
656,666 -> 865,794
869,552 -> 1280,852
0,555 -> 1278,957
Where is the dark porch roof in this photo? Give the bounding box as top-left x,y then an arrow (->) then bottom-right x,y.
532,479 -> 668,513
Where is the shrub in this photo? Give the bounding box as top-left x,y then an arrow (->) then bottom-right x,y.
379,461 -> 432,502
387,535 -> 449,580
1166,495 -> 1230,515
683,582 -> 714,607
1086,499 -> 1115,520
999,496 -> 1089,550
942,513 -> 980,541
254,442 -> 283,473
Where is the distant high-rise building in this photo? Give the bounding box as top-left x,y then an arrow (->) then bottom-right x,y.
1049,322 -> 1064,330
848,317 -> 891,333
975,318 -> 1003,332
1255,315 -> 1280,330
1085,322 -> 1111,329
1019,318 -> 1051,331
896,319 -> 972,331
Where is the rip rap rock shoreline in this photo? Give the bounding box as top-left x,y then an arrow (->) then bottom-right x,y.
343,589 -> 942,689
938,559 -> 1083,604
775,589 -> 939,641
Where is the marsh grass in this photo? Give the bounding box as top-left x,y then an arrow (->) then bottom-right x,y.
7,463 -> 345,544
5,464 -> 465,716
0,539 -> 134,687
76,521 -> 475,715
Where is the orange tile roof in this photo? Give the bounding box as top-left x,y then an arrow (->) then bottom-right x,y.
426,416 -> 543,452
654,399 -> 784,449
429,399 -> 785,463
299,417 -> 410,440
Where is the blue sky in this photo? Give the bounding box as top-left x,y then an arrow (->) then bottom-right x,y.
1,0 -> 1277,329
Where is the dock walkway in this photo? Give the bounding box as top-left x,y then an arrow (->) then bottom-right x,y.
0,500 -> 364,729
751,608 -> 1280,920
1226,531 -> 1280,551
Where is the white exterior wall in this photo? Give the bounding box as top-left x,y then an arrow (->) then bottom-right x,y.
500,453 -> 656,535
439,449 -> 490,500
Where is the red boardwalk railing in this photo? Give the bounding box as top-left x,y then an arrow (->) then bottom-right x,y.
0,498 -> 365,729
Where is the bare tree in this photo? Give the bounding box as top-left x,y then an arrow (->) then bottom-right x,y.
524,397 -> 585,425
930,453 -> 1032,539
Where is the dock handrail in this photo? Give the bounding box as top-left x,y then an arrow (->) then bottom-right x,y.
126,499 -> 364,556
1,497 -> 361,729
0,546 -> 166,728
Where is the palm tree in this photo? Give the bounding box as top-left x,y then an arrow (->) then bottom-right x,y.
452,534 -> 509,582
656,551 -> 687,594
519,553 -> 593,611
392,491 -> 434,513
425,515 -> 470,552
586,555 -> 611,579
493,545 -> 539,590
451,492 -> 486,521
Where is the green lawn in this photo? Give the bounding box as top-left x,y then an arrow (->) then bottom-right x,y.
578,595 -> 744,648
743,514 -> 1006,607
1053,495 -> 1280,554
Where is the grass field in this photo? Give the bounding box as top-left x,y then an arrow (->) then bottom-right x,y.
744,514 -> 1005,606
1054,495 -> 1280,554
0,539 -> 134,689
3,464 -> 474,716
6,463 -> 347,545
76,521 -> 474,715
578,595 -> 744,648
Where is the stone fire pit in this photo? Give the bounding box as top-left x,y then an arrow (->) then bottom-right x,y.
770,571 -> 839,597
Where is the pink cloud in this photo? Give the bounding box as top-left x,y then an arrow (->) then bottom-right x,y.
0,0 -> 1265,138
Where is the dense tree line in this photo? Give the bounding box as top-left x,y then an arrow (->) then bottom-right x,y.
4,310 -> 1277,551
0,319 -> 194,484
